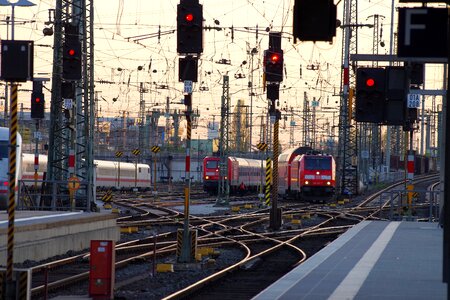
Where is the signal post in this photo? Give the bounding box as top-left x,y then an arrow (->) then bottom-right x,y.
264,32 -> 283,230
31,79 -> 48,190
0,8 -> 35,296
176,0 -> 203,263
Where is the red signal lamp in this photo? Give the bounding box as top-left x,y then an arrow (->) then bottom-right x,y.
68,49 -> 76,56
270,54 -> 280,63
185,13 -> 194,22
35,97 -> 41,103
366,78 -> 375,87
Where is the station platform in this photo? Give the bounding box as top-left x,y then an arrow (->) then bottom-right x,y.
254,220 -> 447,300
0,210 -> 120,264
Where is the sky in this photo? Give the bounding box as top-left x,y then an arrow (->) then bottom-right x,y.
0,0 -> 446,145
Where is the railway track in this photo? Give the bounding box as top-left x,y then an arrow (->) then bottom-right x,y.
27,174 -> 439,299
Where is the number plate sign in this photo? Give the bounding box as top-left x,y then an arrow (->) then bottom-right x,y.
407,93 -> 421,108
184,80 -> 193,94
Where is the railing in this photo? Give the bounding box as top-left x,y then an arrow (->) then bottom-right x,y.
17,179 -> 89,211
379,189 -> 440,222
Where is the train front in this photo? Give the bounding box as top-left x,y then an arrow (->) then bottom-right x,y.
203,156 -> 220,194
299,155 -> 336,202
0,128 -> 22,210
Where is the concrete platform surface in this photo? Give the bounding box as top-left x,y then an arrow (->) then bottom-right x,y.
0,210 -> 120,264
254,221 -> 447,300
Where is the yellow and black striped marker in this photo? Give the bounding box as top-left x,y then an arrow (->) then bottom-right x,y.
7,84 -> 18,282
265,157 -> 272,206
151,146 -> 160,153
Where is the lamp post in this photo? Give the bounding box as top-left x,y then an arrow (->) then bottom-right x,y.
0,1 -> 35,298
0,0 -> 35,39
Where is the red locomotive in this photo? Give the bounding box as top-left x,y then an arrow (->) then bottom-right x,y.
278,146 -> 336,202
203,156 -> 265,195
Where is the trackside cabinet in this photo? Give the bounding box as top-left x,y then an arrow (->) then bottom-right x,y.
89,240 -> 115,299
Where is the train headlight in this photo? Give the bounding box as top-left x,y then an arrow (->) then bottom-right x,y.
305,181 -> 309,185
327,181 -> 331,185
205,176 -> 209,180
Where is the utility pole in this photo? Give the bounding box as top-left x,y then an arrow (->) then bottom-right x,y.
302,92 -> 309,147
264,32 -> 283,230
216,75 -> 230,205
176,0 -> 203,263
289,107 -> 295,148
138,82 -> 146,162
337,0 -> 358,197
47,0 -> 94,210
248,46 -> 258,152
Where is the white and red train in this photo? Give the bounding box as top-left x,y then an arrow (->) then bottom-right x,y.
278,147 -> 336,202
20,153 -> 152,191
0,127 -> 23,209
0,127 -> 152,209
202,156 -> 265,195
203,146 -> 336,202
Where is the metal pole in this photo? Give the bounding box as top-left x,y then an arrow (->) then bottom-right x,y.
249,49 -> 256,151
153,152 -> 157,197
442,7 -> 450,289
117,160 -> 120,188
270,112 -> 281,230
34,120 -> 39,189
6,83 -> 18,298
3,17 -> 9,126
6,6 -> 18,297
179,89 -> 193,263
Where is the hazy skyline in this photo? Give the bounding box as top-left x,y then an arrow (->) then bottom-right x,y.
0,0 -> 445,145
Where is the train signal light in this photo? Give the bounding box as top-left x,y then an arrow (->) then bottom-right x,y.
264,50 -> 284,82
385,66 -> 407,126
63,24 -> 82,81
366,78 -> 375,87
31,92 -> 45,119
355,67 -> 386,123
179,56 -> 198,82
293,0 -> 337,42
63,40 -> 81,80
185,13 -> 194,22
177,0 -> 203,54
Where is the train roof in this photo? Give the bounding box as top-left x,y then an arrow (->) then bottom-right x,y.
230,156 -> 262,168
94,159 -> 150,169
279,146 -> 319,156
278,146 -> 317,163
22,153 -> 150,169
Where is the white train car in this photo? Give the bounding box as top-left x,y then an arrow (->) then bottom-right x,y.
21,153 -> 152,191
0,127 -> 22,210
94,159 -> 151,191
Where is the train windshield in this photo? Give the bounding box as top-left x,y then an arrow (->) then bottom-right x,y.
305,157 -> 331,170
206,160 -> 219,169
0,141 -> 7,158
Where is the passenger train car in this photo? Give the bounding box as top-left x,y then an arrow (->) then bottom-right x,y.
203,156 -> 265,194
278,146 -> 316,196
0,124 -> 152,209
21,153 -> 152,191
0,127 -> 22,210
